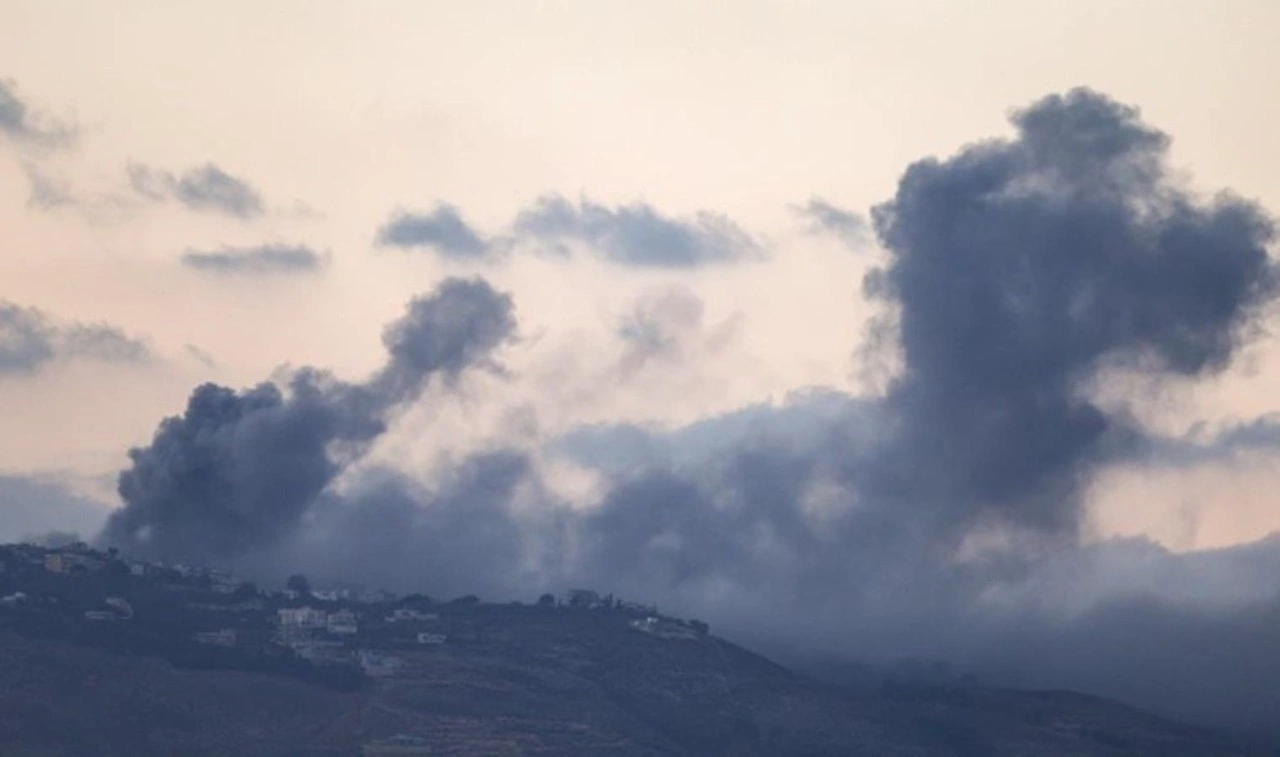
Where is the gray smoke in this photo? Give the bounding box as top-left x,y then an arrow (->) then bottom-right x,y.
0,474 -> 109,544
99,278 -> 515,563
528,88 -> 1280,731
263,452 -> 539,599
553,86 -> 1276,584
795,197 -> 870,249
867,87 -> 1274,537
97,89 -> 1280,733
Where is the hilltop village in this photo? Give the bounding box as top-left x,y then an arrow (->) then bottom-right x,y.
0,540 -> 709,690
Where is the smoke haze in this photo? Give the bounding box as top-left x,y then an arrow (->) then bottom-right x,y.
94,89 -> 1280,733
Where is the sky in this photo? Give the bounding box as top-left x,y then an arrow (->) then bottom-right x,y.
4,0 -> 1280,732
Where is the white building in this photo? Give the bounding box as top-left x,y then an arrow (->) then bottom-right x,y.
327,609 -> 359,635
278,606 -> 327,629
386,608 -> 439,623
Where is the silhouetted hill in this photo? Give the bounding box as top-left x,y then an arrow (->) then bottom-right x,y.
0,610 -> 1264,756
0,543 -> 1266,755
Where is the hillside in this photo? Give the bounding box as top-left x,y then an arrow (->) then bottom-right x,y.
0,543 -> 1265,756
0,611 -> 1262,756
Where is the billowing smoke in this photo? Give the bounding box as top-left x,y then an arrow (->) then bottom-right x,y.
99,278 -> 515,564
533,88 -> 1278,731
97,89 -> 1280,733
545,88 -> 1276,602
866,88 -> 1274,537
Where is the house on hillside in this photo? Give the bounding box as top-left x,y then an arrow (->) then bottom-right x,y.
44,551 -> 104,575
327,609 -> 359,635
386,608 -> 438,623
277,606 -> 327,641
278,607 -> 327,629
630,616 -> 698,641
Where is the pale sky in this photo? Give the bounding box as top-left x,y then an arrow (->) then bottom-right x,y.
3,0 -> 1280,548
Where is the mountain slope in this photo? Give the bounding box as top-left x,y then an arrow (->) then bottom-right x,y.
0,603 -> 1262,756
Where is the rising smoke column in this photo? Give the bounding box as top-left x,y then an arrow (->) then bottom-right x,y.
99,278 -> 516,564
89,88 -> 1280,730
864,87 -> 1275,537
502,89 -> 1280,673
560,89 -> 1277,597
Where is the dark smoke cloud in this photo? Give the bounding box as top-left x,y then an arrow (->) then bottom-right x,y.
0,302 -> 152,376
1130,415 -> 1280,467
99,278 -> 515,563
795,197 -> 870,249
867,87 -> 1274,536
0,474 -> 109,544
181,244 -> 327,275
128,162 -> 265,218
103,377 -> 384,562
369,278 -> 518,402
376,204 -> 493,260
514,194 -> 759,267
264,452 -> 540,598
97,89 -> 1280,734
0,78 -> 75,148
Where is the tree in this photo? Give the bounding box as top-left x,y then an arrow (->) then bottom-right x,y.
399,593 -> 434,608
286,574 -> 311,596
537,593 -> 556,608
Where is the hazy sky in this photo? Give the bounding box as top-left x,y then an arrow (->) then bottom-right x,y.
3,0 -> 1280,549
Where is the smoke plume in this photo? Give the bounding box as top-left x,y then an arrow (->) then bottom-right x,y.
98,89 -> 1280,733
99,278 -> 515,563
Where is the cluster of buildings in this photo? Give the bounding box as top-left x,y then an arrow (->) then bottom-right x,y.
2,539 -> 710,694
44,549 -> 105,575
267,600 -> 449,672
